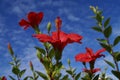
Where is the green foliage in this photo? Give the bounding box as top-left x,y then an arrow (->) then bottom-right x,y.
9,76 -> 16,80
20,69 -> 26,77
75,73 -> 81,80
35,46 -> 46,55
100,43 -> 112,53
91,6 -> 120,80
8,44 -> 26,80
104,60 -> 115,69
36,71 -> 49,80
12,66 -> 20,75
111,70 -> 120,79
61,75 -> 69,80
113,52 -> 120,62
104,18 -> 110,28
96,13 -> 102,23
92,74 -> 99,80
48,48 -> 55,59
103,26 -> 112,38
113,36 -> 120,46
65,59 -> 81,80
92,26 -> 102,32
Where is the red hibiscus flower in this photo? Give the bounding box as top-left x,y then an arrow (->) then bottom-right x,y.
83,68 -> 100,74
2,76 -> 7,80
19,12 -> 43,29
33,17 -> 83,53
75,47 -> 105,63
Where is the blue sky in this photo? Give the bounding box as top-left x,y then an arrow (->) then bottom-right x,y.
0,0 -> 120,79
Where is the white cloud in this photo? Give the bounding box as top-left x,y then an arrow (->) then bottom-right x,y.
58,8 -> 80,22
68,14 -> 80,21
112,18 -> 120,36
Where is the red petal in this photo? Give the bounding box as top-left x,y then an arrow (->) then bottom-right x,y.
95,48 -> 106,56
68,33 -> 82,43
75,53 -> 92,62
33,34 -> 52,42
27,12 -> 37,26
19,19 -> 30,29
86,47 -> 94,56
36,12 -> 44,25
59,31 -> 68,42
51,31 -> 58,40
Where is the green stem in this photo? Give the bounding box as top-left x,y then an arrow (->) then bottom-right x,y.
106,38 -> 119,71
101,26 -> 119,71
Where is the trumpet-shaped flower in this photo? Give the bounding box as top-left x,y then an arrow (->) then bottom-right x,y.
19,12 -> 43,29
75,47 -> 105,63
33,17 -> 83,53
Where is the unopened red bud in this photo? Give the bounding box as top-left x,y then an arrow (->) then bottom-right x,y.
29,61 -> 33,71
2,76 -> 7,80
8,43 -> 14,56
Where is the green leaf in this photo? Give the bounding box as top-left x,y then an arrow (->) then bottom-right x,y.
16,59 -> 20,64
114,52 -> 120,61
9,62 -> 14,65
9,75 -> 15,80
35,46 -> 46,55
23,76 -> 29,80
93,74 -> 99,80
61,75 -> 69,80
104,17 -> 110,27
42,57 -> 50,70
97,38 -> 107,43
24,76 -> 33,80
35,76 -> 39,80
44,42 -> 51,50
36,71 -> 49,80
112,70 -> 120,79
12,66 -> 20,75
104,26 -> 112,38
113,36 -> 120,46
66,70 -> 73,75
100,43 -> 111,53
92,27 -> 102,32
20,69 -> 26,77
104,59 -> 115,69
36,50 -> 43,59
96,14 -> 102,22
48,48 -> 55,59
75,73 -> 81,80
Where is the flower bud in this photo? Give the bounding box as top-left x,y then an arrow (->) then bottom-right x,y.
90,6 -> 96,14
29,61 -> 33,71
67,59 -> 70,65
2,76 -> 7,80
47,22 -> 51,33
8,43 -> 14,56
